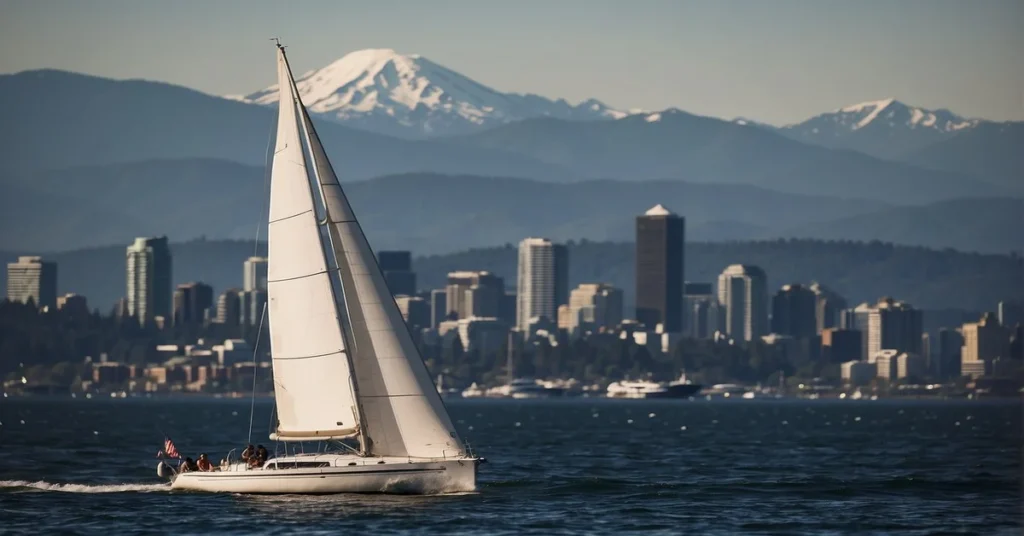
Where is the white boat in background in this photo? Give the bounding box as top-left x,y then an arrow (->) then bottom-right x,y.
159,44 -> 481,494
606,374 -> 702,399
487,331 -> 565,398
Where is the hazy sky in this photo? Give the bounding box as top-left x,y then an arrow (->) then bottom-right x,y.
1,0 -> 1021,124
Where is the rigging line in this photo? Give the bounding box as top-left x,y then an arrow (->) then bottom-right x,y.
256,109 -> 276,258
247,302 -> 268,445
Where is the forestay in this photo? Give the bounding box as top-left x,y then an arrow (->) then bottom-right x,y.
266,48 -> 360,440
298,108 -> 466,460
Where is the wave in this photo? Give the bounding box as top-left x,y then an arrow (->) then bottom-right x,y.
0,479 -> 170,493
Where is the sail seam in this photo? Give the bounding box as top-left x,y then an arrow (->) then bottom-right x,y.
272,349 -> 345,361
269,209 -> 313,225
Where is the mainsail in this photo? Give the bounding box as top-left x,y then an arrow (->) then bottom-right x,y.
268,45 -> 465,459
266,48 -> 359,440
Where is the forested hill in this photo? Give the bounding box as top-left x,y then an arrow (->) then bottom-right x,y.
2,238 -> 1020,315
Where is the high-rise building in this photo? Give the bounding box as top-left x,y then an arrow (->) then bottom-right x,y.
842,302 -> 874,360
516,238 -> 568,333
809,282 -> 847,334
215,288 -> 242,325
997,301 -> 1023,328
429,289 -> 448,328
566,283 -> 623,335
395,295 -> 431,330
684,282 -> 716,339
866,297 -> 923,358
717,264 -> 768,342
635,205 -> 685,333
243,257 -> 268,292
377,251 -> 416,296
126,237 -> 172,325
6,256 -> 57,310
770,284 -> 817,339
446,271 -> 505,319
239,289 -> 268,327
172,282 -> 214,327
821,328 -> 862,363
936,328 -> 963,379
960,313 -> 1007,379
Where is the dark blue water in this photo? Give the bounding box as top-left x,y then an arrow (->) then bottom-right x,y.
0,397 -> 1020,535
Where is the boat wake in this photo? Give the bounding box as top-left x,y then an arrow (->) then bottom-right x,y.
0,479 -> 170,493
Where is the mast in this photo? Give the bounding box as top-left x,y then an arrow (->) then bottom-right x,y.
278,44 -> 370,453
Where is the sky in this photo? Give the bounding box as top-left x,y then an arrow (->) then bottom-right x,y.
1,0 -> 1021,125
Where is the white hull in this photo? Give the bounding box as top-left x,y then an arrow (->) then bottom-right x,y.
170,456 -> 479,494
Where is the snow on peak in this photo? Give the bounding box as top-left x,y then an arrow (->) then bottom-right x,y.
788,97 -> 979,134
234,48 -> 624,137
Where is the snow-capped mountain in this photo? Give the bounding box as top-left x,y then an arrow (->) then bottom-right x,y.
230,48 -> 625,138
779,98 -> 983,159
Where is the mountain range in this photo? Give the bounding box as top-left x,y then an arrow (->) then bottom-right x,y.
1,160 -> 1019,255
0,48 -> 1020,259
230,48 -> 624,138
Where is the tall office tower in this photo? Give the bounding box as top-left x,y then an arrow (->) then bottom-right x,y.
239,289 -> 269,327
997,301 -> 1023,328
126,236 -> 172,325
516,238 -> 568,333
429,289 -> 448,328
635,205 -> 684,333
960,312 -> 1008,378
842,302 -> 874,360
243,256 -> 268,292
446,271 -> 505,319
172,282 -> 214,327
395,295 -> 431,330
684,282 -> 716,338
717,264 -> 768,342
770,284 -> 817,339
866,297 -> 923,358
936,328 -> 963,379
6,256 -> 57,310
809,282 -> 847,333
377,250 -> 416,296
821,328 -> 862,363
499,291 -> 517,326
566,283 -> 623,334
216,288 -> 242,325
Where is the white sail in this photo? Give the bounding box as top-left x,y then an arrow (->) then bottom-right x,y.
266,48 -> 360,440
298,108 -> 466,459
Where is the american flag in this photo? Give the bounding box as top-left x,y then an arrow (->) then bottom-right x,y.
163,437 -> 180,459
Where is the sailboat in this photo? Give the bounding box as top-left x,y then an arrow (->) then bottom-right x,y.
160,44 -> 482,494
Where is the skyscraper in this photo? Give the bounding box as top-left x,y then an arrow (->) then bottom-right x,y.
516,238 -> 568,333
172,282 -> 214,327
960,312 -> 1007,378
377,251 -> 416,296
997,301 -> 1023,328
6,256 -> 57,309
446,271 -> 505,319
717,264 -> 768,342
866,297 -> 923,358
243,256 -> 268,292
635,204 -> 685,333
216,288 -> 242,325
567,283 -> 623,334
126,236 -> 172,325
684,282 -> 717,338
809,282 -> 847,334
239,289 -> 268,327
770,284 -> 817,339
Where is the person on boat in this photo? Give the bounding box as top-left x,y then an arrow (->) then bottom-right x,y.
180,457 -> 198,473
197,453 -> 215,472
257,445 -> 269,463
241,444 -> 254,463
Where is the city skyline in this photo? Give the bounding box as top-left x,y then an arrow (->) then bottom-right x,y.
2,0 -> 1022,124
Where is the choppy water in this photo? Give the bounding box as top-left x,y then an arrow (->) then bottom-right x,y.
0,397 -> 1020,535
